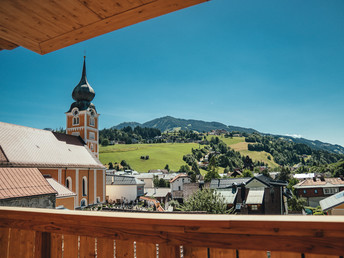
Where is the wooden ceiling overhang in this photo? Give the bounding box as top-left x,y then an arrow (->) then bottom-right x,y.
0,0 -> 207,55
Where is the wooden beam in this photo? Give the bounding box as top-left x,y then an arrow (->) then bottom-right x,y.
39,0 -> 208,54
0,38 -> 18,50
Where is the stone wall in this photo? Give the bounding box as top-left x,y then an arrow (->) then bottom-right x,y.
0,194 -> 56,209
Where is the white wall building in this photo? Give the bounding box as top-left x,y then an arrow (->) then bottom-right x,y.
106,175 -> 144,203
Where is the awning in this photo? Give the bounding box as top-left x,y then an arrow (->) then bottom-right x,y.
246,189 -> 265,205
216,189 -> 238,204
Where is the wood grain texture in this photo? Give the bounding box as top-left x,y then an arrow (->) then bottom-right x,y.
270,251 -> 301,258
238,250 -> 267,258
8,229 -> 35,258
63,234 -> 79,258
0,227 -> 9,257
209,248 -> 236,258
50,233 -> 63,258
159,244 -> 180,258
0,38 -> 18,50
305,254 -> 339,258
80,236 -> 96,258
116,240 -> 134,257
0,0 -> 207,54
0,207 -> 344,256
97,237 -> 114,258
136,242 -> 156,258
184,246 -> 208,258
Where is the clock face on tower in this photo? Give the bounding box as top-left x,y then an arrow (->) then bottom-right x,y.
90,108 -> 96,117
72,107 -> 79,117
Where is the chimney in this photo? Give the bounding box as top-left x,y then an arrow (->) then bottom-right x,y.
313,177 -> 316,182
340,175 -> 344,181
320,175 -> 325,182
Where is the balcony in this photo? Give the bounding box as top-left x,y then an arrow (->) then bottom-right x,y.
0,206 -> 343,257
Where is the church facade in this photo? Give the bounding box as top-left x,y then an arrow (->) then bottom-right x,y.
0,58 -> 106,209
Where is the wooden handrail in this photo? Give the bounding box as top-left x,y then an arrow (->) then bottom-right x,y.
0,207 -> 343,257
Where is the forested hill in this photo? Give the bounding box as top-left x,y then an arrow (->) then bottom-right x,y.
110,116 -> 344,154
112,116 -> 258,134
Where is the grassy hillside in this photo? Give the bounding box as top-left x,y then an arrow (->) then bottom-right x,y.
100,143 -> 200,172
99,135 -> 278,172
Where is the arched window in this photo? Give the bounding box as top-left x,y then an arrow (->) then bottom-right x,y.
82,176 -> 87,196
80,199 -> 87,207
66,177 -> 72,190
73,116 -> 79,125
90,117 -> 95,126
90,143 -> 94,151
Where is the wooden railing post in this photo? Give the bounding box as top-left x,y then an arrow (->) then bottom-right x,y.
37,232 -> 51,258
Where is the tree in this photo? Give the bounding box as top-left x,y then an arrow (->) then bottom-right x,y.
288,195 -> 306,212
242,169 -> 253,178
164,164 -> 170,172
204,156 -> 220,182
101,138 -> 109,146
179,189 -> 229,214
108,162 -> 114,169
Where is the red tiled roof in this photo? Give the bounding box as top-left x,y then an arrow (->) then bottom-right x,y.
0,122 -> 104,169
170,173 -> 188,183
0,167 -> 57,200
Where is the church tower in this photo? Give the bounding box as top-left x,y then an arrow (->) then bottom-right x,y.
66,57 -> 99,158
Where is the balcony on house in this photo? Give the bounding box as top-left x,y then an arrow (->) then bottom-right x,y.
0,207 -> 343,257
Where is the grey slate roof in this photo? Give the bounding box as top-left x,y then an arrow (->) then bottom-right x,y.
210,178 -> 251,189
320,190 -> 344,211
46,178 -> 76,198
247,174 -> 287,187
145,188 -> 171,198
106,175 -> 145,185
0,122 -> 104,169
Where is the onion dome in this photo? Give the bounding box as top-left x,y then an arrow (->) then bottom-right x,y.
72,57 -> 95,102
68,57 -> 96,112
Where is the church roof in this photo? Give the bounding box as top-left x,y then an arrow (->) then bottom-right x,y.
68,57 -> 96,112
0,122 -> 104,169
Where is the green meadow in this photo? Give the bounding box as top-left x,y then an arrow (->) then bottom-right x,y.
100,143 -> 200,172
99,136 -> 277,172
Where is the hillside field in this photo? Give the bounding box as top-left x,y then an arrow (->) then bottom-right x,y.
99,136 -> 278,172
100,143 -> 200,172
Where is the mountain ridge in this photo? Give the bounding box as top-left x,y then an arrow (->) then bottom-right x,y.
111,116 -> 344,154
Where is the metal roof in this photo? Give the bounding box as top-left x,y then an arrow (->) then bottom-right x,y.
245,189 -> 265,205
210,178 -> 251,189
215,189 -> 238,204
320,190 -> 344,212
294,178 -> 344,189
0,122 -> 104,169
106,175 -> 145,185
46,178 -> 76,198
0,167 -> 56,200
145,188 -> 171,198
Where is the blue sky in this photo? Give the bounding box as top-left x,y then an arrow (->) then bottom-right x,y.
1,0 -> 344,147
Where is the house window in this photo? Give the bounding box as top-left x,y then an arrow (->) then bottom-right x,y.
66,177 -> 72,191
96,197 -> 101,203
80,199 -> 87,207
178,186 -> 181,191
314,189 -> 318,194
82,176 -> 87,196
303,190 -> 307,194
251,205 -> 258,210
90,144 -> 94,151
324,188 -> 338,195
90,117 -> 95,126
89,132 -> 95,140
73,116 -> 79,125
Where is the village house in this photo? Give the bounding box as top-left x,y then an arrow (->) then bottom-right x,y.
0,59 -> 106,209
210,175 -> 289,214
0,167 -> 57,208
170,174 -> 191,201
46,176 -> 77,210
294,177 -> 344,207
106,175 -> 145,204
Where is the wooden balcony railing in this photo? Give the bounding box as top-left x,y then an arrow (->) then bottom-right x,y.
0,206 -> 343,258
